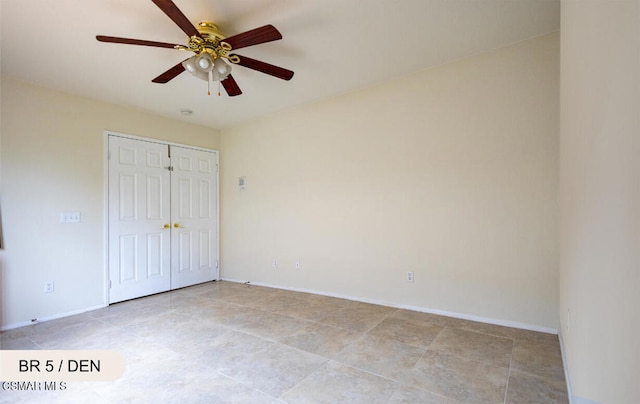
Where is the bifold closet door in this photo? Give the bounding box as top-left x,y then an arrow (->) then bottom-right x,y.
169,146 -> 218,289
108,136 -> 172,303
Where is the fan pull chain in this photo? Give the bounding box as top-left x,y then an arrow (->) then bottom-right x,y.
208,71 -> 213,96
218,81 -> 221,97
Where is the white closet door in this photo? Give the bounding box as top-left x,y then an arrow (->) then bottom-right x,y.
108,136 -> 171,303
170,145 -> 218,289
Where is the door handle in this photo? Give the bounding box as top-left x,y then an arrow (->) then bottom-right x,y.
173,223 -> 183,228
162,224 -> 170,229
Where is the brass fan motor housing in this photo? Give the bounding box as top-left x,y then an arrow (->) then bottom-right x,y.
179,22 -> 239,63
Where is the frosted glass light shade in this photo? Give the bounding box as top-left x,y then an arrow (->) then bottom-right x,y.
214,58 -> 231,78
197,54 -> 212,70
182,54 -> 232,82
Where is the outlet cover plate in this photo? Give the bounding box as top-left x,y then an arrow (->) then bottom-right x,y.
44,281 -> 54,293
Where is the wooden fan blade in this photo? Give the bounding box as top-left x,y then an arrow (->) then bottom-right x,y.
223,25 -> 282,50
232,54 -> 294,81
221,75 -> 242,96
152,60 -> 187,83
96,35 -> 180,49
151,0 -> 201,38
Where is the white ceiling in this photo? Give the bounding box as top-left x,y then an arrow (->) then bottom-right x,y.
1,0 -> 559,130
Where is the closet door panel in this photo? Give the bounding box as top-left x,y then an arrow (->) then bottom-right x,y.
170,146 -> 218,288
108,136 -> 171,303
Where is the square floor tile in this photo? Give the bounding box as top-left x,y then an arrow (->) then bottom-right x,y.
506,369 -> 569,404
368,317 -> 443,348
402,349 -> 509,403
317,306 -> 388,332
389,385 -> 457,403
218,342 -> 327,397
237,312 -> 312,341
278,322 -> 362,358
511,339 -> 565,380
334,334 -> 426,380
281,361 -> 398,403
429,327 -> 513,367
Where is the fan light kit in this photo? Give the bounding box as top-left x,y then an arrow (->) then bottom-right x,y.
96,0 -> 294,97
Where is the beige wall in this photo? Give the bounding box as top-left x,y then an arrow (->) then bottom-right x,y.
559,1 -> 640,402
220,34 -> 559,330
0,77 -> 220,329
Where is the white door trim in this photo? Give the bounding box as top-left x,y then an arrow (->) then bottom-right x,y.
103,130 -> 220,304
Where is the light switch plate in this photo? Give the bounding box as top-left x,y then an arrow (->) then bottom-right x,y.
60,212 -> 81,223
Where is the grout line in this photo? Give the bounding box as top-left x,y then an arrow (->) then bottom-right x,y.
503,338 -> 516,404
216,369 -> 285,402
277,357 -> 332,400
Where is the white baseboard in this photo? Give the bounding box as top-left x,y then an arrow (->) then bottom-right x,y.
396,302 -> 557,334
2,279 -> 558,336
1,304 -> 107,332
220,277 -> 558,335
558,329 -> 574,403
557,330 -> 600,404
572,397 -> 599,404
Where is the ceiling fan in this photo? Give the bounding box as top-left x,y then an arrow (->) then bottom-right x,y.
96,0 -> 294,97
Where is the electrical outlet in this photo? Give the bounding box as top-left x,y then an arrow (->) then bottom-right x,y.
273,258 -> 278,268
44,281 -> 54,293
406,272 -> 414,283
295,260 -> 301,269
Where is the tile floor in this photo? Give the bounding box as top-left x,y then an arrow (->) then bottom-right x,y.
0,281 -> 568,403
